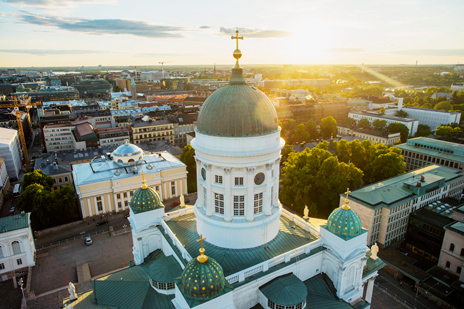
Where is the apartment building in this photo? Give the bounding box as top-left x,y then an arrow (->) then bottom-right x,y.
95,126 -> 132,148
132,120 -> 174,144
349,111 -> 419,136
337,126 -> 401,146
396,137 -> 464,171
342,165 -> 464,248
43,123 -> 76,152
438,206 -> 464,281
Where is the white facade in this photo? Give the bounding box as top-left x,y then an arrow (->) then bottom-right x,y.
0,213 -> 36,281
349,112 -> 419,136
0,128 -> 23,179
140,71 -> 169,82
400,107 -> 461,131
43,125 -> 76,153
191,130 -> 285,249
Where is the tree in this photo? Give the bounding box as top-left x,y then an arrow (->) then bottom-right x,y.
320,116 -> 338,139
421,103 -> 432,109
22,169 -> 54,191
280,147 -> 364,217
17,184 -> 53,230
346,117 -> 356,127
372,119 -> 387,130
291,123 -> 310,144
435,125 -> 455,136
180,145 -> 197,192
415,124 -> 432,137
395,110 -> 408,118
359,118 -> 371,129
304,119 -> 318,139
434,101 -> 452,110
387,122 -> 409,143
281,144 -> 295,164
378,107 -> 386,114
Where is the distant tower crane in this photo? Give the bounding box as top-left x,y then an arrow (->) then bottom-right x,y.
130,66 -> 138,80
159,61 -> 172,73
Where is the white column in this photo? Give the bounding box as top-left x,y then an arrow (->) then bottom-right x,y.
365,278 -> 374,303
94,196 -> 98,215
114,193 -> 118,213
102,193 -> 107,214
224,168 -> 232,221
80,199 -> 86,218
195,158 -> 202,207
87,197 -> 92,217
158,183 -> 163,200
164,182 -> 168,199
246,167 -> 255,222
184,177 -> 188,195
274,158 -> 280,207
264,163 -> 272,216
179,178 -> 183,197
175,179 -> 178,197
206,164 -> 214,216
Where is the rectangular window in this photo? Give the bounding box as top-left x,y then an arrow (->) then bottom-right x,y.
118,202 -> 122,209
17,259 -> 22,265
214,193 -> 224,214
117,193 -> 121,199
215,175 -> 223,184
123,192 -> 127,198
130,191 -> 134,197
233,195 -> 245,216
171,181 -> 176,195
124,201 -> 129,207
0,263 -> 4,270
64,176 -> 68,182
254,192 -> 263,214
234,177 -> 244,186
96,196 -> 103,211
203,186 -> 207,207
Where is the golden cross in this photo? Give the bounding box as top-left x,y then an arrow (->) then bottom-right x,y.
141,170 -> 148,189
345,188 -> 351,199
141,170 -> 146,182
197,234 -> 207,249
231,30 -> 243,50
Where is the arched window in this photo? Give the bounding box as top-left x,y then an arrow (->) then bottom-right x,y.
128,159 -> 135,165
12,241 -> 21,255
450,243 -> 455,252
0,245 -> 3,258
445,261 -> 450,268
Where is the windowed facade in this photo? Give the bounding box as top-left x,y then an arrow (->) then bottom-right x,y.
233,195 -> 245,216
118,202 -> 122,209
171,181 -> 176,195
96,196 -> 103,211
254,192 -> 263,214
215,175 -> 223,184
234,177 -> 243,186
16,258 -> 22,265
12,241 -> 21,255
268,299 -> 305,309
0,245 -> 3,258
0,263 -> 4,270
117,193 -> 121,199
214,193 -> 224,214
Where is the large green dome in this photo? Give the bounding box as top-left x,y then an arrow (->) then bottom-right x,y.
181,248 -> 225,300
327,203 -> 363,240
196,68 -> 279,137
130,181 -> 163,214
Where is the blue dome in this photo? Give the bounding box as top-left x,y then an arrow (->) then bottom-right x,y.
113,140 -> 143,157
327,202 -> 363,240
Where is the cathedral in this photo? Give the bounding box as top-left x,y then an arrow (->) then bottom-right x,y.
64,31 -> 384,309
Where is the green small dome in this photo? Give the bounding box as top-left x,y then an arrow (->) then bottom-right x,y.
196,68 -> 279,137
327,204 -> 363,240
181,256 -> 225,300
130,184 -> 163,214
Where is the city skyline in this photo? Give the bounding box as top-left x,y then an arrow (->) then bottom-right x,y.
1,0 -> 464,67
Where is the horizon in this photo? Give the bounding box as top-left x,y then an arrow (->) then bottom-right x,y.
1,0 -> 464,67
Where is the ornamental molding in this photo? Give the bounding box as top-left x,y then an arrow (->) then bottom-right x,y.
247,167 -> 255,174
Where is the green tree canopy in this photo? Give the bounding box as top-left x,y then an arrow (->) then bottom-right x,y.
280,147 -> 364,218
435,125 -> 455,136
434,101 -> 452,110
346,117 -> 356,127
372,119 -> 387,130
320,116 -> 338,139
291,123 -> 310,144
180,144 -> 197,192
281,144 -> 295,164
358,118 -> 371,129
387,122 -> 409,142
22,169 -> 55,191
304,119 -> 318,139
415,124 -> 432,137
395,110 -> 408,118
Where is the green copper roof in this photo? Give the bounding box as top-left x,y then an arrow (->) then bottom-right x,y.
260,273 -> 307,306
130,186 -> 163,214
0,213 -> 30,234
327,206 -> 363,240
304,274 -> 354,308
141,251 -> 182,283
181,256 -> 225,300
196,68 -> 279,137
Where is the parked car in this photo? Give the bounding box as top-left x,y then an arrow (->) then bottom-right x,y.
85,237 -> 92,246
96,220 -> 109,226
171,201 -> 180,207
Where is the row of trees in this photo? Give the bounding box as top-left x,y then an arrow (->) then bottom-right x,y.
345,117 -> 410,143
18,170 -> 79,230
280,140 -> 405,217
281,116 -> 338,144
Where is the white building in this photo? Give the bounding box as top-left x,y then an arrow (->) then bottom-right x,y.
0,128 -> 23,179
451,83 -> 464,92
0,213 -> 36,281
64,41 -> 385,309
349,111 -> 419,136
399,107 -> 460,131
140,71 -> 170,82
43,124 -> 77,153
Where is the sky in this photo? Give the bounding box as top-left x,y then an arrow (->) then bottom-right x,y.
1,0 -> 464,67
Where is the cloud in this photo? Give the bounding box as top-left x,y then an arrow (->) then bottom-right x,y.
0,49 -> 108,55
2,0 -> 114,7
325,48 -> 365,53
16,12 -> 186,38
387,49 -> 464,56
220,27 -> 291,38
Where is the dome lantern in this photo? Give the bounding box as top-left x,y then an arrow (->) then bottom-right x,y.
327,188 -> 363,240
129,171 -> 163,214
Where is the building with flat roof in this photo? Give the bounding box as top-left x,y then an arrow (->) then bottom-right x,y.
132,120 -> 174,145
349,111 -> 419,136
0,158 -> 10,209
342,165 -> 464,248
337,126 -> 401,146
399,107 -> 460,131
43,123 -> 76,153
0,213 -> 36,280
396,137 -> 464,171
0,128 -> 23,179
34,154 -> 73,191
72,141 -> 187,218
95,126 -> 132,148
